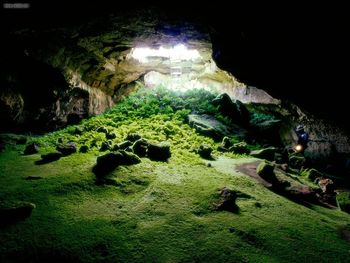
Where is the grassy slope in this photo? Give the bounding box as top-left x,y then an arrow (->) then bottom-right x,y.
1,88 -> 350,262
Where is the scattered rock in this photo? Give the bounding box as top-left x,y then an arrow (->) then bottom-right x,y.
56,142 -> 77,156
126,133 -> 142,142
100,141 -> 111,152
214,187 -> 239,213
93,152 -> 123,178
79,145 -> 89,153
132,138 -> 149,157
24,176 -> 43,180
23,142 -> 40,155
336,192 -> 350,214
93,150 -> 141,178
197,144 -> 213,159
229,142 -> 250,154
119,150 -> 141,165
147,142 -> 171,161
106,132 -> 117,140
256,160 -> 277,183
317,178 -> 334,194
250,147 -> 276,161
35,152 -> 62,164
96,126 -> 108,134
117,140 -> 133,150
0,201 -> 35,225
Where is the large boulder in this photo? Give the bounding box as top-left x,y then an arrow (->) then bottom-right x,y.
147,142 -> 171,161
56,142 -> 77,156
93,150 -> 141,178
212,93 -> 249,125
188,114 -> 247,141
214,187 -> 239,213
250,147 -> 276,161
132,138 -> 149,157
256,160 -> 277,183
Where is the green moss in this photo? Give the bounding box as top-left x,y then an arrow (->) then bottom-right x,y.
1,87 -> 350,262
336,192 -> 350,214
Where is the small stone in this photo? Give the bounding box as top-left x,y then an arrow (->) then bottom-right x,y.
24,142 -> 40,155
79,145 -> 89,153
35,152 -> 62,164
197,144 -> 213,159
148,142 -> 171,161
56,142 -> 77,156
126,133 -> 142,142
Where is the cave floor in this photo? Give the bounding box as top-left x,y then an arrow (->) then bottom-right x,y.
1,147 -> 350,263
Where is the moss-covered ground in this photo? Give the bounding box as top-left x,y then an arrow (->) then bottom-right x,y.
1,88 -> 350,262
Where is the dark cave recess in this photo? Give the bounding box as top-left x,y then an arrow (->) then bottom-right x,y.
2,1 -> 349,131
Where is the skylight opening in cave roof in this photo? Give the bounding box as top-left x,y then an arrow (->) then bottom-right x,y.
130,44 -> 201,63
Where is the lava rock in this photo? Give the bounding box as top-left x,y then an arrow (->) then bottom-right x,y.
100,141 -> 111,152
250,147 -> 276,161
117,140 -> 133,150
256,160 -> 277,183
147,142 -> 171,161
317,178 -> 334,194
24,142 -> 40,155
229,142 -> 250,154
0,201 -> 35,225
106,132 -> 117,140
93,152 -> 123,177
214,187 -> 239,213
119,150 -> 141,165
56,142 -> 77,156
79,145 -> 89,153
132,138 -> 149,157
93,150 -> 141,178
126,133 -> 142,142
197,144 -> 213,159
35,152 -> 62,164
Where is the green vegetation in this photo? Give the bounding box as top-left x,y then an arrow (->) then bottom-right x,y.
1,87 -> 350,262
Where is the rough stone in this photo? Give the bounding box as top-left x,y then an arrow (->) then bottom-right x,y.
197,144 -> 213,159
214,187 -> 239,213
100,141 -> 111,152
36,152 -> 62,164
106,132 -> 117,140
188,114 -> 246,141
250,147 -> 276,161
24,142 -> 40,155
79,145 -> 89,153
147,142 -> 171,161
132,138 -> 149,157
229,142 -> 250,154
126,133 -> 142,142
317,178 -> 334,194
56,142 -> 77,156
256,160 -> 277,183
117,140 -> 133,150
